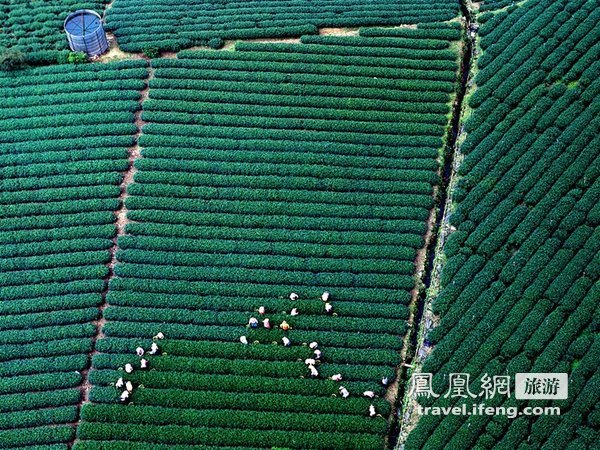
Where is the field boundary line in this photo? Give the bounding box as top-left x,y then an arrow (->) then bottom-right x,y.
393,0 -> 477,447
67,64 -> 154,449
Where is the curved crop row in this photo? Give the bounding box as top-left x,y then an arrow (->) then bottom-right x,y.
406,1 -> 600,449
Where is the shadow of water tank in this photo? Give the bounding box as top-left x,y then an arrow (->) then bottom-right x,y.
64,10 -> 109,57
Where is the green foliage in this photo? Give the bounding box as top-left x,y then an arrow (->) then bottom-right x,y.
0,406 -> 77,430
81,403 -> 388,434
142,45 -> 160,58
207,38 -> 224,50
360,25 -> 462,41
0,425 -> 74,448
0,354 -> 89,378
180,46 -> 459,72
153,55 -> 458,84
0,372 -> 82,395
0,389 -> 81,413
90,367 -> 383,397
107,291 -> 408,319
236,41 -> 457,61
77,421 -> 384,449
67,52 -> 88,64
105,0 -> 459,53
73,30 -> 459,449
300,35 -> 451,50
0,47 -> 26,71
88,385 -> 391,418
0,5 -> 471,448
1,0 -> 108,65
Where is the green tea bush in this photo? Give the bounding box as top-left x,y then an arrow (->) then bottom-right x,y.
0,47 -> 26,71
67,52 -> 88,64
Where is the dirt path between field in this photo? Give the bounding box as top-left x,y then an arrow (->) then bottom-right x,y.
392,1 -> 478,447
68,66 -> 153,449
319,27 -> 360,36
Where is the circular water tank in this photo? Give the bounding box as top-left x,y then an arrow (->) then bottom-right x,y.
64,10 -> 109,57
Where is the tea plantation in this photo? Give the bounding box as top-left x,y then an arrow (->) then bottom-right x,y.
0,60 -> 148,447
104,0 -> 459,53
406,0 -> 600,448
0,0 -> 598,448
75,26 -> 461,448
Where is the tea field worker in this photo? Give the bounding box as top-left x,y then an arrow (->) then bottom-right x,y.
120,390 -> 130,402
258,306 -> 266,315
140,359 -> 148,369
381,377 -> 388,386
321,291 -> 330,302
305,358 -> 316,366
263,318 -> 272,329
309,342 -> 318,350
240,336 -> 249,345
153,332 -> 165,340
369,404 -> 376,417
363,391 -> 375,398
290,308 -> 299,316
290,292 -> 299,301
115,377 -> 124,389
126,381 -> 134,393
324,303 -> 333,314
248,317 -> 259,328
280,320 -> 291,331
339,386 -> 350,398
308,364 -> 319,377
124,364 -> 134,374
282,337 -> 291,346
313,349 -> 322,359
136,347 -> 144,357
148,342 -> 159,355
331,374 -> 342,382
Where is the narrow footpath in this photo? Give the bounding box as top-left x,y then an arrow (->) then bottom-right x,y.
68,66 -> 154,448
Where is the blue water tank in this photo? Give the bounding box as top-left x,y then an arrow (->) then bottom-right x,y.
64,10 -> 109,57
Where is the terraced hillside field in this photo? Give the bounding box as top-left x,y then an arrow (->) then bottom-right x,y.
0,60 -> 148,448
75,26 -> 462,449
405,0 -> 600,448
